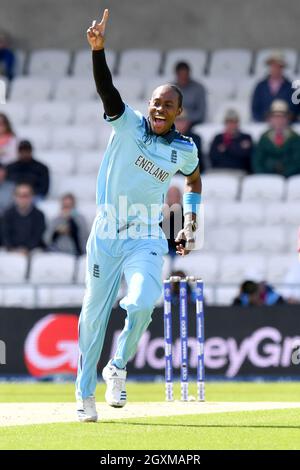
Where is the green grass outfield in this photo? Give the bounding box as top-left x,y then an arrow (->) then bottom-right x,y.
0,382 -> 300,450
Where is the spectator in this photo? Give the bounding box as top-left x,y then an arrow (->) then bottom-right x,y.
0,32 -> 15,80
2,183 -> 46,254
233,280 -> 285,306
7,140 -> 50,198
209,109 -> 253,173
161,186 -> 183,257
253,100 -> 300,177
174,61 -> 206,128
175,111 -> 205,171
0,163 -> 14,214
169,270 -> 194,304
45,193 -> 89,256
252,51 -> 298,122
0,163 -> 15,246
0,113 -> 17,165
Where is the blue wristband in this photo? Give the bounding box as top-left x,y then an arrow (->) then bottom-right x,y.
183,192 -> 201,215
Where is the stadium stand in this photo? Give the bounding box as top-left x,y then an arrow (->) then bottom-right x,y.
1,47 -> 299,306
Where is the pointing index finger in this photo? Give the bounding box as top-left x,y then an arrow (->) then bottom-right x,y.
99,8 -> 109,28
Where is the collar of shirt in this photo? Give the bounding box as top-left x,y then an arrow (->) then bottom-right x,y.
145,118 -> 178,144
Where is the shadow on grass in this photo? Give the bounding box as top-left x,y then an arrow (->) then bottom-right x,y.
101,421 -> 300,430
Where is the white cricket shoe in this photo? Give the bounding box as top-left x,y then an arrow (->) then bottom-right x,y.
102,360 -> 127,408
76,396 -> 98,422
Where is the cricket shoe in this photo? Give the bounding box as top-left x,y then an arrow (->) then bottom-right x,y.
76,396 -> 98,422
102,360 -> 127,408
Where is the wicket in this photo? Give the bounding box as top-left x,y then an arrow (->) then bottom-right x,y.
163,276 -> 205,402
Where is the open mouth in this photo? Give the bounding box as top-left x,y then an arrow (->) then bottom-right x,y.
153,116 -> 167,130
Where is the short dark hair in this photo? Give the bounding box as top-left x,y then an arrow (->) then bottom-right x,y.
175,61 -> 190,73
241,280 -> 258,295
18,140 -> 33,151
168,84 -> 183,109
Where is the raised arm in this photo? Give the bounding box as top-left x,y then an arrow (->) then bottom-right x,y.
87,9 -> 124,118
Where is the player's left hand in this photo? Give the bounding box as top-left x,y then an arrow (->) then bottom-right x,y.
175,223 -> 195,256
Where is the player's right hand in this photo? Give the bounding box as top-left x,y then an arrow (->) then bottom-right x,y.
87,9 -> 109,51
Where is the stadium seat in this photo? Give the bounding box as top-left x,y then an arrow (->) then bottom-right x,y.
0,253 -> 28,283
215,286 -> 240,306
219,254 -> 267,283
209,49 -> 252,77
36,199 -> 60,222
52,126 -> 97,150
14,49 -> 26,76
113,77 -> 145,101
76,255 -> 87,284
52,174 -> 97,200
95,124 -> 114,149
202,202 -> 217,227
74,101 -> 103,125
0,102 -> 28,125
0,77 -> 7,104
241,226 -> 287,253
192,123 -> 223,154
266,254 -> 297,284
217,202 -> 265,226
73,48 -> 117,76
201,77 -> 235,121
254,48 -> 298,77
78,202 -> 97,229
29,102 -> 73,126
286,226 -> 300,253
75,150 -> 103,174
286,175 -> 300,201
118,49 -> 162,77
54,77 -> 96,102
265,202 -> 300,226
200,285 -> 214,305
37,286 -> 85,307
38,150 -> 74,175
16,125 -> 51,150
128,100 -> 149,117
235,76 -> 258,101
144,77 -> 174,102
9,77 -> 52,102
2,286 -> 35,308
213,100 -> 251,124
208,227 -> 240,253
242,123 -> 268,142
28,49 -> 71,78
173,252 -> 219,283
29,253 -> 76,284
241,175 -> 285,201
201,174 -> 240,201
162,49 -> 207,78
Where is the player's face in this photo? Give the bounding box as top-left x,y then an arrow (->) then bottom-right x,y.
148,87 -> 182,135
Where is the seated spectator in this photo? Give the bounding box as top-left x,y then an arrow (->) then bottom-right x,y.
45,193 -> 89,256
233,280 -> 285,306
0,163 -> 15,245
252,51 -> 298,122
2,183 -> 46,254
175,111 -> 205,171
7,140 -> 49,198
209,109 -> 253,173
253,100 -> 300,177
0,113 -> 17,165
174,61 -> 206,128
0,32 -> 15,80
161,186 -> 183,257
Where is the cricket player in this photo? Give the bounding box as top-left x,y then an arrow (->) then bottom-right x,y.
76,8 -> 202,422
